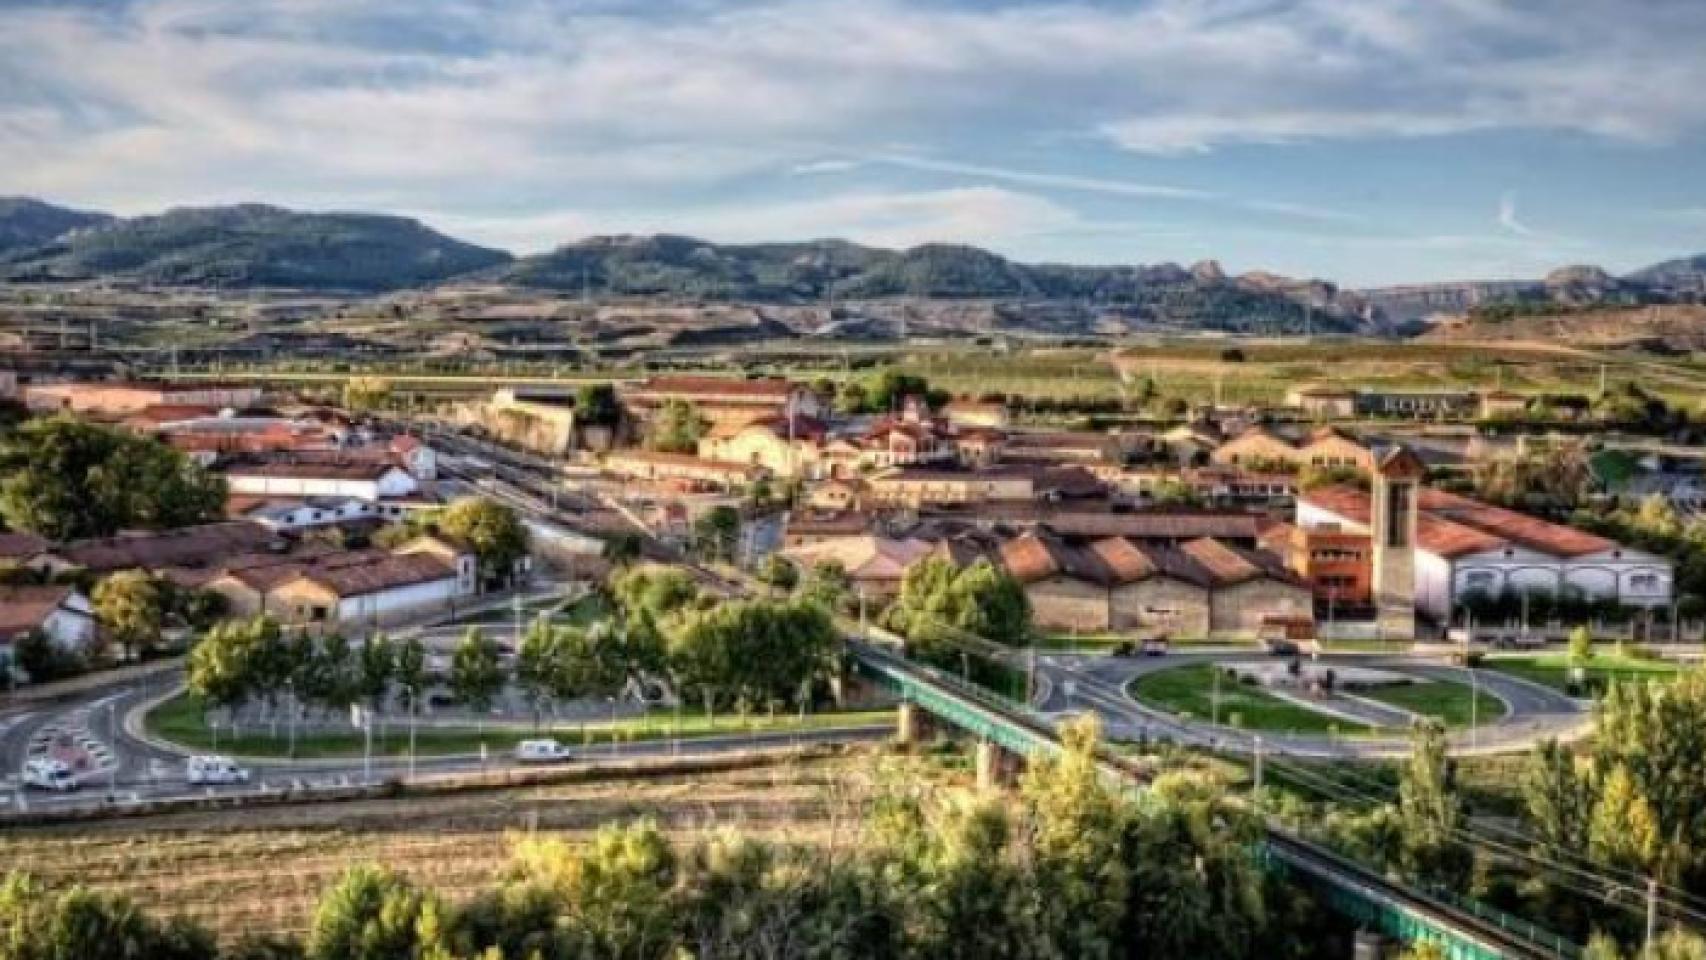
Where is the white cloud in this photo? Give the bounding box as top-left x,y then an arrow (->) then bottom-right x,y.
1497,192 -> 1533,237
1,0 -> 1704,272
791,159 -> 861,176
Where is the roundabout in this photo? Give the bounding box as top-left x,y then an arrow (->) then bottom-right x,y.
1032,648 -> 1590,760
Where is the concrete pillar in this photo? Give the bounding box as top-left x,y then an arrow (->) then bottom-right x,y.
1351,930 -> 1384,960
975,739 -> 1001,790
897,702 -> 921,745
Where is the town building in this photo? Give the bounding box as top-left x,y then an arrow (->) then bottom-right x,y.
24,380 -> 264,416
1211,425 -> 1374,473
470,386 -> 583,455
222,458 -> 420,502
781,535 -> 934,602
603,450 -> 766,490
995,530 -> 1311,638
1260,521 -> 1373,609
207,544 -> 476,628
697,415 -> 830,478
619,375 -> 823,431
0,586 -> 98,669
31,522 -> 282,577
1298,483 -> 1673,622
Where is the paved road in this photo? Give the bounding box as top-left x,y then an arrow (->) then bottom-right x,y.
1032,650 -> 1588,760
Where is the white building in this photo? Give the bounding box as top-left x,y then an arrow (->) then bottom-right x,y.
1299,486 -> 1673,621
224,461 -> 419,502
0,586 -> 98,675
230,496 -> 387,531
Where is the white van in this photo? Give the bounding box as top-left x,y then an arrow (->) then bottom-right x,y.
185,755 -> 250,785
514,739 -> 573,763
22,758 -> 77,792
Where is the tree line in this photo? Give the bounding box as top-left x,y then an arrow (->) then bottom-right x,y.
0,718 -> 1355,960
186,567 -> 842,741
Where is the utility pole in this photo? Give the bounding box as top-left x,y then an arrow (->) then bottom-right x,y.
1646,877 -> 1659,958
1211,667 -> 1222,726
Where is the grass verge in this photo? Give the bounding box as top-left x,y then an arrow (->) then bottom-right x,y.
1127,664 -> 1371,736
145,693 -> 892,760
1357,680 -> 1507,728
1482,652 -> 1681,695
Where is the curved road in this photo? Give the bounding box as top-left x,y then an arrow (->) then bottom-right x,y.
1032,649 -> 1588,760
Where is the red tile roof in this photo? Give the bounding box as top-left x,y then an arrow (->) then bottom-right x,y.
0,531 -> 48,562
50,523 -> 280,573
0,586 -> 78,637
297,552 -> 456,598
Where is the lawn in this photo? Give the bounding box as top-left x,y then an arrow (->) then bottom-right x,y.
1128,664 -> 1370,735
146,693 -> 892,760
1482,652 -> 1682,695
1357,680 -> 1507,728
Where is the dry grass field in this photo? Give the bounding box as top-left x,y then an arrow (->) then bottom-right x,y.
0,751 -> 930,943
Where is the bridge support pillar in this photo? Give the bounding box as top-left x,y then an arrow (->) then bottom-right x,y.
975,739 -> 1016,791
897,701 -> 925,745
1351,930 -> 1384,960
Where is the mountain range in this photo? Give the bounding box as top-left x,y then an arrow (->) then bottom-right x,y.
0,198 -> 1700,329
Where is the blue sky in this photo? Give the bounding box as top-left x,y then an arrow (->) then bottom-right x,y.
2,0 -> 1704,286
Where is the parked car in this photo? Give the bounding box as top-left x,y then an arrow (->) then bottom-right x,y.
514,739 -> 574,763
1140,638 -> 1170,657
186,755 -> 251,785
21,758 -> 77,792
1110,641 -> 1139,658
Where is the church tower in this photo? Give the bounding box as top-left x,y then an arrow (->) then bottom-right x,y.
1370,446 -> 1425,640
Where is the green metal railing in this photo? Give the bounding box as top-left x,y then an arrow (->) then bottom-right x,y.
852,642 -> 1579,959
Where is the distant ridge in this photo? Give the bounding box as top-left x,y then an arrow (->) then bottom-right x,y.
0,198 -> 113,257
0,203 -> 511,293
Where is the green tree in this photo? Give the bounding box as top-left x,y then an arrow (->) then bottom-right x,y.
515,620 -> 565,728
1018,715 -> 1129,960
186,617 -> 280,726
91,570 -> 166,661
648,399 -> 706,454
1592,667 -> 1706,883
1567,625 -> 1595,666
889,557 -> 1032,660
801,560 -> 852,612
355,634 -> 395,729
0,873 -> 217,960
610,566 -> 700,622
1589,764 -> 1662,876
0,416 -> 225,540
438,497 -> 529,587
11,630 -> 86,683
574,383 -> 621,428
692,506 -> 741,563
1396,721 -> 1471,885
506,825 -> 681,958
450,628 -> 505,730
757,554 -> 798,594
668,599 -> 836,711
1520,739 -> 1592,859
600,532 -> 644,567
306,866 -> 450,960
340,376 -> 393,413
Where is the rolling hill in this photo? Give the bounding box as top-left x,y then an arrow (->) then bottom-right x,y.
0,198 -> 112,257
0,204 -> 512,293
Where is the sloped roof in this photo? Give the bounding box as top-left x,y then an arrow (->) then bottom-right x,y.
295,552 -> 456,598
0,531 -> 48,562
0,586 -> 78,637
50,522 -> 279,573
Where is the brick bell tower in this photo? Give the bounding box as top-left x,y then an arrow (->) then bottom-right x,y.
1370,445 -> 1425,640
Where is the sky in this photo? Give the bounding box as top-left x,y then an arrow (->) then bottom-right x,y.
1,0 -> 1705,287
